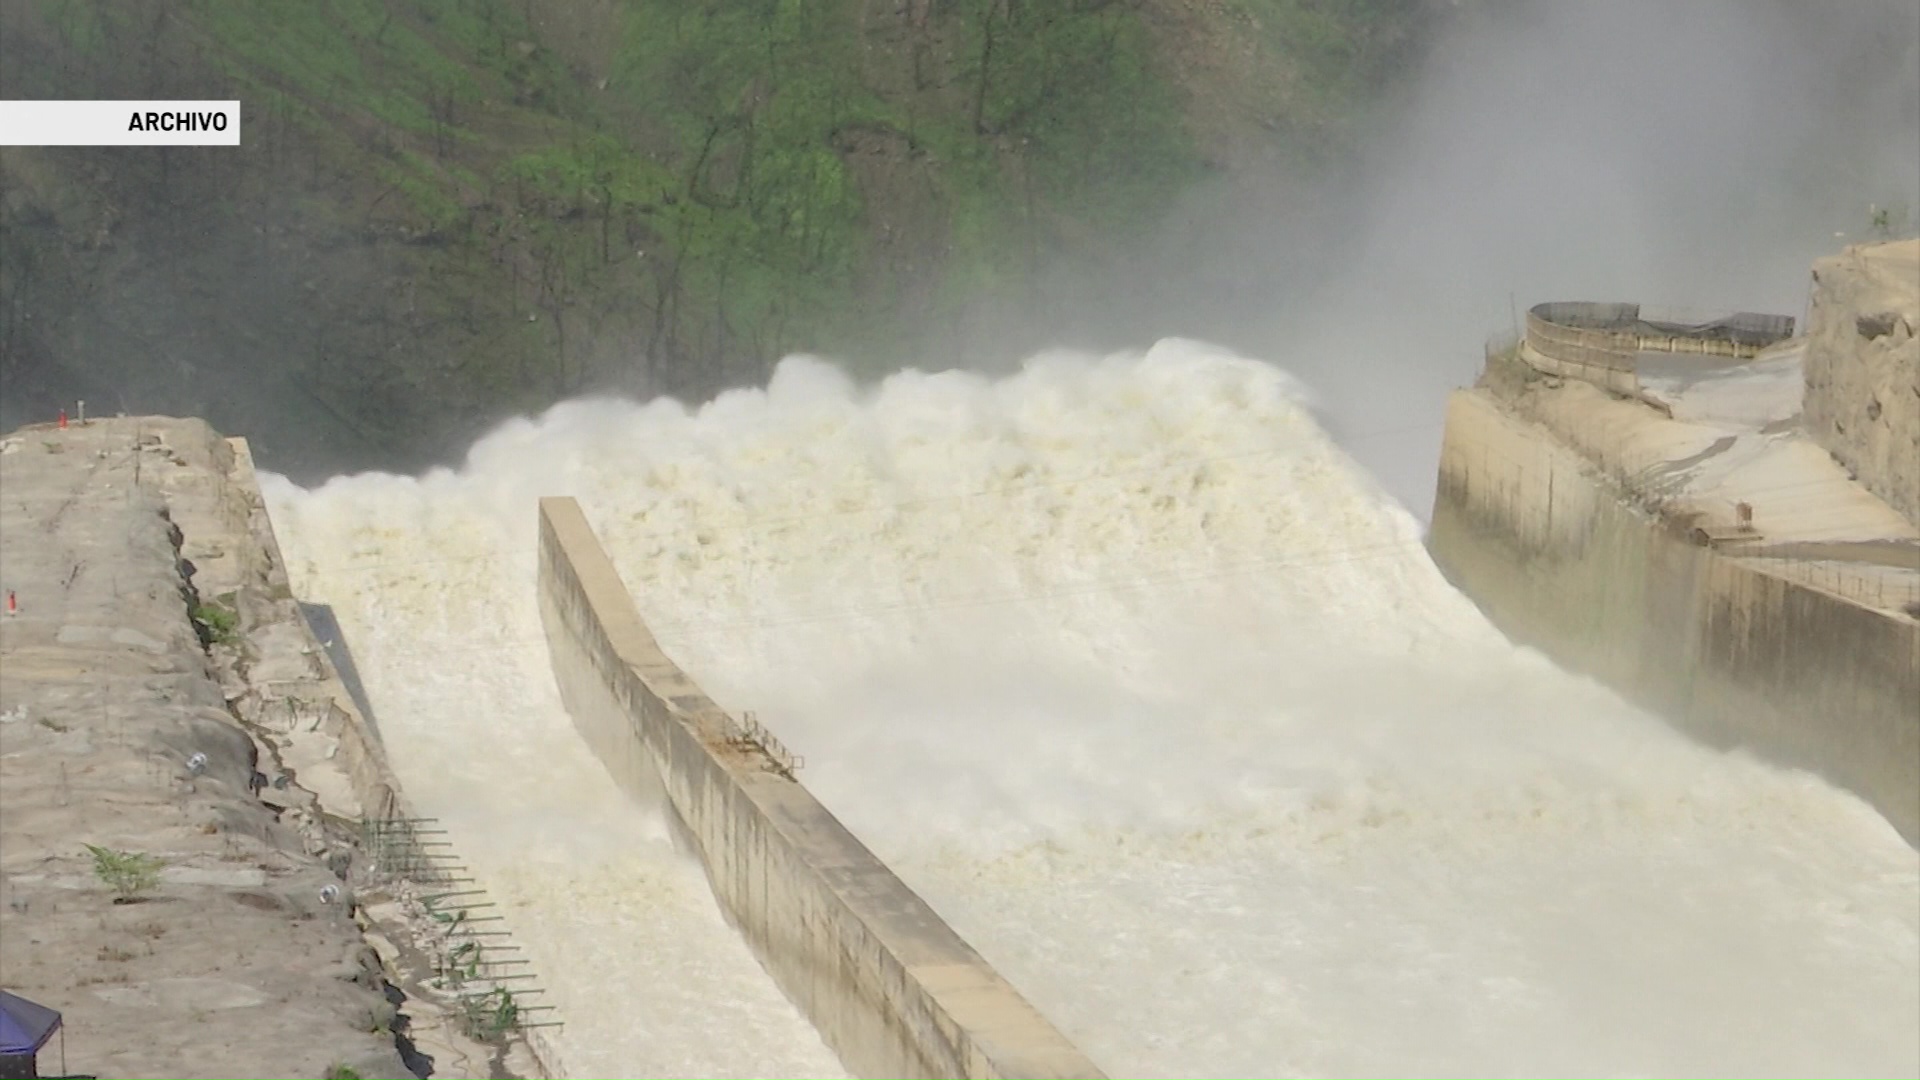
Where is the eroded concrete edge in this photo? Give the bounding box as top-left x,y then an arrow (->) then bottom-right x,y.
226,435 -> 567,1079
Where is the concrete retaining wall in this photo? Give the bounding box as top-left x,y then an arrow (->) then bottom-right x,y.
1428,391 -> 1920,845
225,436 -> 407,822
227,436 -> 566,1079
535,496 -> 1102,1080
1523,306 -> 1644,395
1520,302 -> 1796,400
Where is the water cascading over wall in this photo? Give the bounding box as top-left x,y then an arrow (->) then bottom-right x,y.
534,495 -> 1103,1080
1429,300 -> 1920,845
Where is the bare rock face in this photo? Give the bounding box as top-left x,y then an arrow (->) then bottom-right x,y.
1804,239 -> 1920,524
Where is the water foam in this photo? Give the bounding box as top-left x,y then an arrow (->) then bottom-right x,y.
266,339 -> 1919,1077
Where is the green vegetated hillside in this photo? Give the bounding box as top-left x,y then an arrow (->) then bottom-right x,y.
0,0 -> 1431,477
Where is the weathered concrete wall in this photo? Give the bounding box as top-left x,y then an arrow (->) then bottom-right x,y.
0,417 -> 414,1080
535,496 -> 1103,1080
0,415 -> 559,1080
1520,302 -> 1797,403
1805,240 -> 1920,523
225,436 -> 564,1080
1522,304 -> 1644,395
1429,392 -> 1920,845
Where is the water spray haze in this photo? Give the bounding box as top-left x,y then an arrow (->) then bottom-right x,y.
267,338 -> 1916,1078
1036,0 -> 1920,518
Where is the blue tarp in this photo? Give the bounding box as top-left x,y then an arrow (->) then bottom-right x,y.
0,991 -> 61,1056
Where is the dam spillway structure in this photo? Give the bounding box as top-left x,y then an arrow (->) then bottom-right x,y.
1429,243 -> 1920,846
535,495 -> 1104,1080
262,332 -> 1920,1077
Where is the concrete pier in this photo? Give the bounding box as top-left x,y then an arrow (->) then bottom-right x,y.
536,495 -> 1104,1080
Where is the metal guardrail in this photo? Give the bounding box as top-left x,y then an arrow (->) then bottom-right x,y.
722,710 -> 804,779
1746,559 -> 1920,615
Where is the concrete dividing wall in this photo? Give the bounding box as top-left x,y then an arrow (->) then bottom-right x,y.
535,497 -> 1103,1080
1428,391 -> 1920,845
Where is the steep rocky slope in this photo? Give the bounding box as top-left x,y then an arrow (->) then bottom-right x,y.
0,0 -> 1432,479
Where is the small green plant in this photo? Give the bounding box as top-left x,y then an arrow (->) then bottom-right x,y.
324,1065 -> 363,1080
84,844 -> 165,902
448,940 -> 482,981
421,894 -> 468,929
1869,202 -> 1914,240
190,601 -> 240,646
461,986 -> 520,1039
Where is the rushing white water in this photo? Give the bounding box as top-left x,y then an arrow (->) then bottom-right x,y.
266,339 -> 1919,1078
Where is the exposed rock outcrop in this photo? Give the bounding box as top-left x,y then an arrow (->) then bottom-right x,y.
1805,239 -> 1920,524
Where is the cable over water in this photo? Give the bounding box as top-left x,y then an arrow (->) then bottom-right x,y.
267,339 -> 1919,1078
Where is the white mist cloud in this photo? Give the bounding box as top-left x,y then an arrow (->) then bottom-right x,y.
1155,0 -> 1920,517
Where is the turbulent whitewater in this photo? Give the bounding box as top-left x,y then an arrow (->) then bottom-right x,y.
265,339 -> 1919,1078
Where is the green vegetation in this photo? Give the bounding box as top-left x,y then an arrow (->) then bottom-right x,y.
196,0 -> 494,135
461,986 -> 520,1039
191,599 -> 241,647
1868,202 -> 1914,240
1235,0 -> 1425,129
1,0 -> 1429,472
84,844 -> 165,902
446,939 -> 483,982
324,1065 -> 363,1080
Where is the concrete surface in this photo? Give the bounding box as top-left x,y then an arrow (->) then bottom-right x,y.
1428,377 -> 1920,846
1805,239 -> 1920,524
1637,341 -> 1804,428
0,417 -> 412,1079
220,433 -> 559,1080
535,496 -> 1104,1080
0,416 -> 555,1080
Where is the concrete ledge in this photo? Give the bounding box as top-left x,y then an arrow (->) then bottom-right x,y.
1429,390 -> 1920,845
225,437 -> 405,822
535,496 -> 1103,1080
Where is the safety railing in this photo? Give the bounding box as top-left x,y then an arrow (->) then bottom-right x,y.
722,709 -> 805,779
